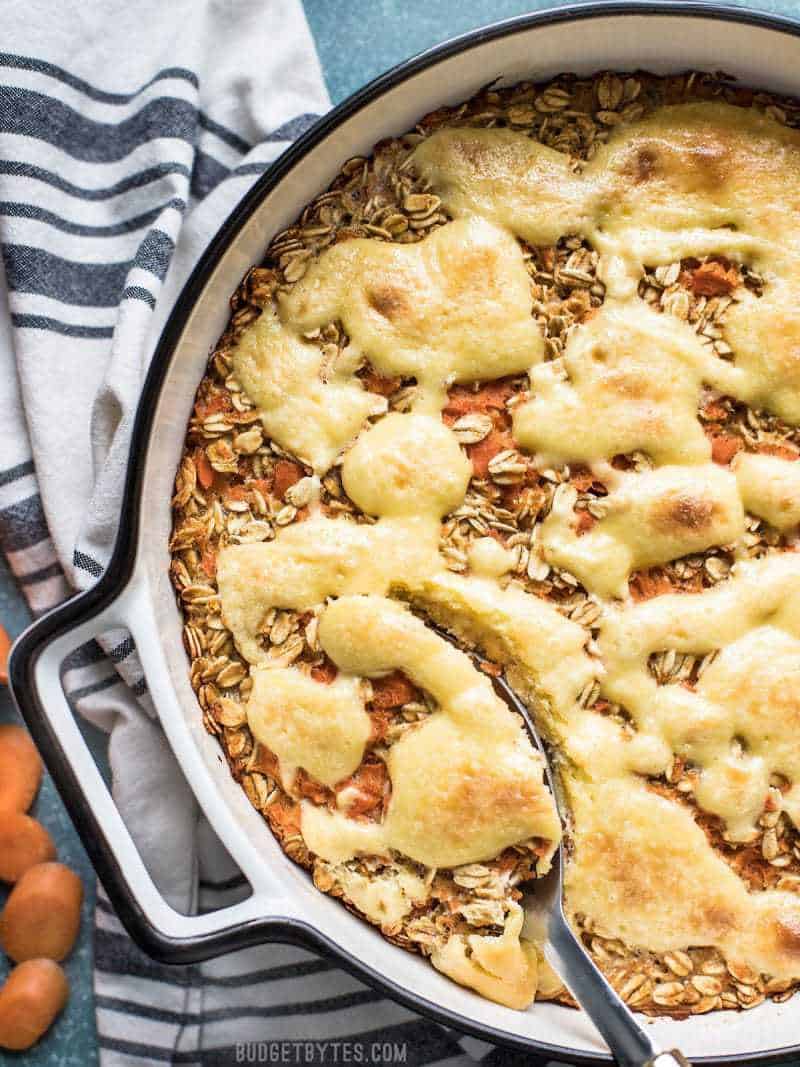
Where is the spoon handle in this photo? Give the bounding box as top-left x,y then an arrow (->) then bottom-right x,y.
547,911 -> 692,1067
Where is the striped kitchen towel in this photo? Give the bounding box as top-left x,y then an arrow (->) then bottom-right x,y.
0,1 -> 525,1064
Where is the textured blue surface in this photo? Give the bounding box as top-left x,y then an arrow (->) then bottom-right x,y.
6,0 -> 800,1062
304,0 -> 800,106
0,549 -> 98,1067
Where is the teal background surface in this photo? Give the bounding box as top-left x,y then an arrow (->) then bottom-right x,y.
3,1 -> 800,1062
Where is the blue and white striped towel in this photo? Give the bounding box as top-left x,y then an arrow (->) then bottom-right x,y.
0,2 -> 545,1064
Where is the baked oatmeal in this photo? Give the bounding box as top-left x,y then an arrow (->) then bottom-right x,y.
171,69 -> 800,1016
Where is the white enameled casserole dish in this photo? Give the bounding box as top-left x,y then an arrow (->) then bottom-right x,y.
11,5 -> 800,1061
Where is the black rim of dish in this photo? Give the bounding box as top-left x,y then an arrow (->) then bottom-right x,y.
10,3 -> 800,1061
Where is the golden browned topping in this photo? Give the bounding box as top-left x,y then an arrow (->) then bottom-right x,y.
172,68 -> 800,1015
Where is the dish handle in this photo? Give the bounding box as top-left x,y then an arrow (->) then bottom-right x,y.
9,581 -> 300,964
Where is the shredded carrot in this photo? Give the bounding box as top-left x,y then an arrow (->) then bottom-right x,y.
195,394 -> 232,419
369,708 -> 394,742
195,450 -> 214,490
371,671 -> 418,709
758,442 -> 800,461
249,745 -> 280,777
294,769 -> 332,806
468,429 -> 516,478
273,460 -> 304,497
575,510 -> 596,536
709,433 -> 743,465
223,484 -> 248,504
267,798 -> 301,836
310,659 -> 338,684
701,399 -> 728,422
362,369 -> 402,396
688,259 -> 739,297
247,477 -> 272,498
443,379 -> 515,420
200,546 -> 217,578
336,760 -> 388,817
570,466 -> 595,492
368,709 -> 393,745
629,569 -> 675,601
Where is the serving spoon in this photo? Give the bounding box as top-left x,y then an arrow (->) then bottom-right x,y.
485,669 -> 691,1067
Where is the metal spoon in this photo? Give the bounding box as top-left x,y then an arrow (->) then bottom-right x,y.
487,669 -> 691,1067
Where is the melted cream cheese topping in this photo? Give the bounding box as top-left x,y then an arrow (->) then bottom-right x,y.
217,411 -> 467,662
597,554 -> 800,841
417,103 -> 800,423
724,279 -> 800,424
430,902 -> 539,1010
317,864 -> 430,927
342,412 -> 471,518
281,216 -> 543,412
310,595 -> 561,869
232,306 -> 385,473
414,102 -> 800,276
566,780 -> 800,980
734,453 -> 800,531
541,466 -> 745,598
213,97 -> 800,1002
216,515 -> 441,664
467,537 -> 517,578
513,303 -> 712,467
246,668 -> 370,789
589,102 -> 800,265
411,126 -> 596,246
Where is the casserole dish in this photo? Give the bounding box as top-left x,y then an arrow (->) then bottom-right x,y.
11,3 -> 800,1061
